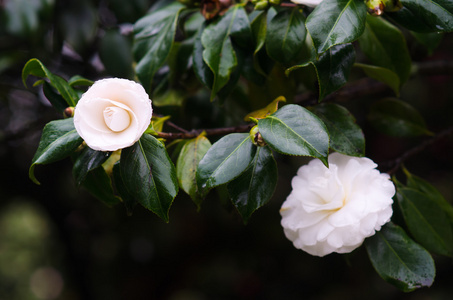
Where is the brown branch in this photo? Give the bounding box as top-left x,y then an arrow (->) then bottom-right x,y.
381,127 -> 453,175
156,124 -> 253,140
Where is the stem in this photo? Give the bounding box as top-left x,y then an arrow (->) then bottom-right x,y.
382,127 -> 453,175
156,124 -> 253,140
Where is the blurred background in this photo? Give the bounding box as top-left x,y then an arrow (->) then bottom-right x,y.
1,0 -> 453,299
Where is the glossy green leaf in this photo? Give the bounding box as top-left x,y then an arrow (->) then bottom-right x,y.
22,58 -> 78,107
42,81 -> 68,113
359,15 -> 411,84
176,135 -> 212,207
196,133 -> 257,193
133,2 -> 185,91
306,0 -> 367,54
366,222 -> 435,292
227,146 -> 277,223
287,43 -> 356,101
193,23 -> 214,89
201,5 -> 252,100
405,171 -> 453,225
368,98 -> 432,137
387,0 -> 453,33
257,104 -> 329,165
112,162 -> 137,215
251,11 -> 267,57
312,103 -> 365,156
73,147 -> 111,187
265,7 -> 306,65
82,166 -> 121,207
68,75 -> 94,87
120,134 -> 178,221
397,187 -> 453,256
354,63 -> 400,96
30,118 -> 83,185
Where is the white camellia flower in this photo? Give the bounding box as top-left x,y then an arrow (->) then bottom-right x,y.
74,78 -> 152,152
280,153 -> 395,257
290,0 -> 323,7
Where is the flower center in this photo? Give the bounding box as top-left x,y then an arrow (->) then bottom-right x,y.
103,106 -> 131,132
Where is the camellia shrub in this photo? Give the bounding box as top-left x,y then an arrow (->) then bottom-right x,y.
20,0 -> 453,293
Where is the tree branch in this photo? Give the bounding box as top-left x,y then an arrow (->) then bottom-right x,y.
381,127 -> 453,175
156,124 -> 253,140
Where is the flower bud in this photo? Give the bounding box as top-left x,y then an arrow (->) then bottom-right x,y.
249,125 -> 266,147
269,0 -> 282,5
365,0 -> 402,15
200,0 -> 232,20
63,107 -> 75,118
254,0 -> 269,10
365,0 -> 384,15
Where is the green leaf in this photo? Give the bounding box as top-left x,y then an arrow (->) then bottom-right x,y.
405,171 -> 453,225
312,103 -> 365,156
68,75 -> 94,87
358,15 -> 411,84
397,187 -> 453,256
287,43 -> 356,101
193,22 -> 214,90
368,98 -> 432,137
73,147 -> 110,187
133,2 -> 185,92
196,133 -> 257,193
120,134 -> 178,221
201,5 -> 252,100
306,0 -> 367,54
251,11 -> 267,58
30,118 -> 83,184
176,135 -> 212,207
227,146 -> 277,223
387,0 -> 453,33
257,104 -> 329,165
265,7 -> 306,65
22,58 -> 78,107
365,222 -> 435,292
314,44 -> 355,100
112,162 -> 137,215
42,81 -> 68,113
354,63 -> 400,96
82,166 -> 121,207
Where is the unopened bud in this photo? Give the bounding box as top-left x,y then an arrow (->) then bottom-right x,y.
269,0 -> 281,5
366,0 -> 402,15
365,0 -> 384,15
249,125 -> 266,147
254,0 -> 269,10
64,107 -> 75,118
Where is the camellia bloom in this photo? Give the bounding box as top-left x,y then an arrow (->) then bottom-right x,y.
74,78 -> 152,151
290,0 -> 323,7
280,153 -> 395,257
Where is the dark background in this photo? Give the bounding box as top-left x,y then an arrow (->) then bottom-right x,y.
1,0 -> 453,299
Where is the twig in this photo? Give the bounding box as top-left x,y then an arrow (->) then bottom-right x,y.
156,124 -> 253,140
166,120 -> 189,133
382,127 -> 453,175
